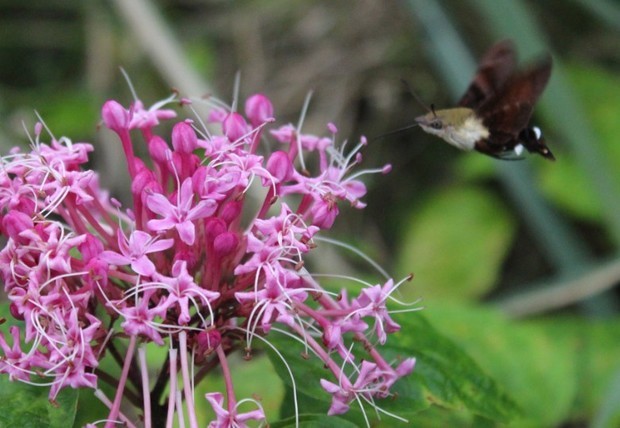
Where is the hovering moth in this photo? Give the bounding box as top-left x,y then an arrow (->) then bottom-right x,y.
415,40 -> 554,160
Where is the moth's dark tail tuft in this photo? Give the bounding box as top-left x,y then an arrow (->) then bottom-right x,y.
520,126 -> 555,161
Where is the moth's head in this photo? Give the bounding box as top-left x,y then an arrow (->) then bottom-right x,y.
415,107 -> 474,137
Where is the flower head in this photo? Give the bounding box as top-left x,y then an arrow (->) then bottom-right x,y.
0,88 -> 413,426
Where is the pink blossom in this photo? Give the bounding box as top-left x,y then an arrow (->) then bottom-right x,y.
100,229 -> 174,276
352,279 -> 402,344
147,177 -> 217,245
245,93 -> 274,128
128,98 -> 177,130
154,260 -> 220,325
320,360 -> 383,415
118,290 -> 167,345
235,271 -> 308,333
205,392 -> 266,428
0,326 -> 31,381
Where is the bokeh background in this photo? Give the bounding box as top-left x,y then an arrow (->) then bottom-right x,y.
1,0 -> 620,426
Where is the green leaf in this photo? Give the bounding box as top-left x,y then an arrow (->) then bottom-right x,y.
271,413 -> 359,428
534,316 -> 620,421
391,313 -> 519,423
396,186 -> 516,300
424,304 -> 577,427
266,312 -> 519,425
0,377 -> 78,428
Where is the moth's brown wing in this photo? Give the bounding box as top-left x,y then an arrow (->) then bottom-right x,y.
478,54 -> 552,134
478,91 -> 555,161
458,39 -> 518,109
475,104 -> 533,159
482,103 -> 533,145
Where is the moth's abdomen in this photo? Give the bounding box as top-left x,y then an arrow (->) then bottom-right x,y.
519,126 -> 555,160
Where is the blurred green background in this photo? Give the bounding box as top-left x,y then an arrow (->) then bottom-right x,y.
1,0 -> 620,426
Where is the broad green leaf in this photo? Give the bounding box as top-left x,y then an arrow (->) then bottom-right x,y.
0,377 -> 78,428
266,312 -> 519,426
271,413 -> 358,428
534,316 -> 620,421
539,64 -> 620,221
391,313 -> 519,423
397,186 -> 516,300
424,304 -> 576,427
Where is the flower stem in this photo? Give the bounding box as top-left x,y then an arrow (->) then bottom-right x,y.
138,346 -> 152,428
166,348 -> 178,428
216,344 -> 237,413
178,331 -> 199,428
106,334 -> 137,428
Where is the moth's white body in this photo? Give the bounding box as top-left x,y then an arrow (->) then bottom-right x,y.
415,108 -> 489,151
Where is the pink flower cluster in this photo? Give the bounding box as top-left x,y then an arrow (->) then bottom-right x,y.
0,90 -> 415,426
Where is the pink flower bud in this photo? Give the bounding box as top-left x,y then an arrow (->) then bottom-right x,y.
204,218 -> 227,242
195,329 -> 221,356
131,168 -> 161,200
171,121 -> 197,153
207,107 -> 227,124
219,201 -> 243,226
148,136 -> 170,164
101,100 -> 129,133
191,166 -> 208,194
173,248 -> 198,270
79,234 -> 104,262
222,112 -> 248,142
213,232 -> 239,257
34,122 -> 43,137
395,357 -> 416,377
266,151 -> 293,182
245,94 -> 274,128
9,303 -> 24,320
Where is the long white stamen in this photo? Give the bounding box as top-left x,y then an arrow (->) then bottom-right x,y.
295,91 -> 314,172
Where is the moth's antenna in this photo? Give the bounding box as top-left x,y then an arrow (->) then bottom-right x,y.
400,79 -> 433,115
371,79 -> 438,141
371,123 -> 420,142
372,79 -> 433,142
